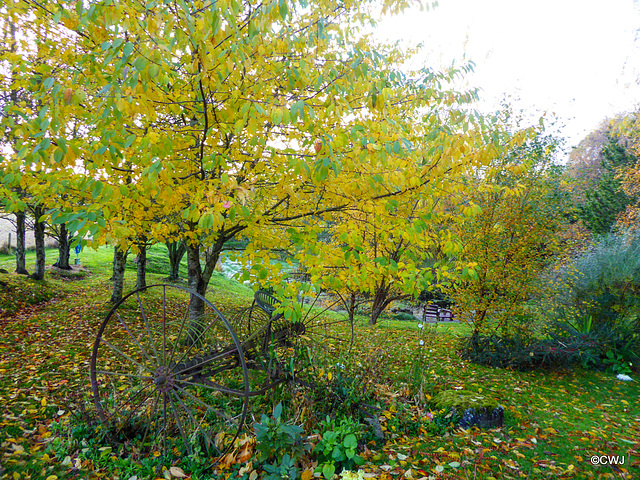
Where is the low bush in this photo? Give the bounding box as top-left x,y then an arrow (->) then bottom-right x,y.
458,330 -> 602,371
307,354 -> 381,424
253,402 -> 306,463
314,416 -> 364,479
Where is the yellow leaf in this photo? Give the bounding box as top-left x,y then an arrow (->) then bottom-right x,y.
220,452 -> 236,469
41,397 -> 47,407
11,444 -> 25,455
301,469 -> 314,480
238,462 -> 253,476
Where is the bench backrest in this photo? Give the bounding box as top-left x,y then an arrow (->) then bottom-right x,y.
254,290 -> 280,316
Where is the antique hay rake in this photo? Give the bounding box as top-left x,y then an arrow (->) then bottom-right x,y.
90,284 -> 352,460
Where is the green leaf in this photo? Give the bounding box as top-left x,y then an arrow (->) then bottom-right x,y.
279,0 -> 288,20
124,134 -> 136,148
273,402 -> 282,420
91,181 -> 103,199
271,108 -> 283,125
35,138 -> 51,153
123,41 -> 134,58
2,173 -> 15,185
16,147 -> 28,159
148,64 -> 160,77
322,463 -> 335,480
211,11 -> 222,35
134,57 -> 147,71
198,213 -> 214,230
343,434 -> 357,449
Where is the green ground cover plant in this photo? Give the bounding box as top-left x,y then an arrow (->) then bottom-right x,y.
0,248 -> 638,479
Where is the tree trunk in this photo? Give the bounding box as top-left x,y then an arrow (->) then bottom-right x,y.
186,242 -> 220,344
472,310 -> 487,341
136,237 -> 147,290
54,223 -> 72,270
111,246 -> 128,303
30,205 -> 46,281
166,240 -> 187,281
369,284 -> 409,325
15,211 -> 28,275
337,290 -> 359,326
370,284 -> 390,325
348,292 -> 356,325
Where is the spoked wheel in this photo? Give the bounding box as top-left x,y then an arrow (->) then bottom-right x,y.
294,289 -> 356,361
246,288 -> 356,380
90,284 -> 249,461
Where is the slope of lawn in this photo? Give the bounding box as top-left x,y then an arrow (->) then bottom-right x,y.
0,247 -> 638,480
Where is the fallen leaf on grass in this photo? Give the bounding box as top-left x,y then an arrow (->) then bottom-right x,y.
169,466 -> 187,478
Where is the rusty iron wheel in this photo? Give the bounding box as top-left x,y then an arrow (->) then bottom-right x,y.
244,289 -> 356,380
90,284 -> 249,463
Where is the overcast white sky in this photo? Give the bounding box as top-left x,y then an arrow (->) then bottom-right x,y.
378,0 -> 640,152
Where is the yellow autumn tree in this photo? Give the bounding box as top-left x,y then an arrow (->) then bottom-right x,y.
1,0 -> 526,320
446,133 -> 570,338
282,127 -> 508,325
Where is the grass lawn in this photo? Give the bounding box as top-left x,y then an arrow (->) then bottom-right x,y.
0,247 -> 638,479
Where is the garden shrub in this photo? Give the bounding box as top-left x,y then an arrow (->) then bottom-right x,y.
540,231 -> 640,367
551,318 -> 638,370
307,370 -> 369,421
568,232 -> 640,323
307,352 -> 382,424
253,403 -> 306,463
458,330 -> 602,371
